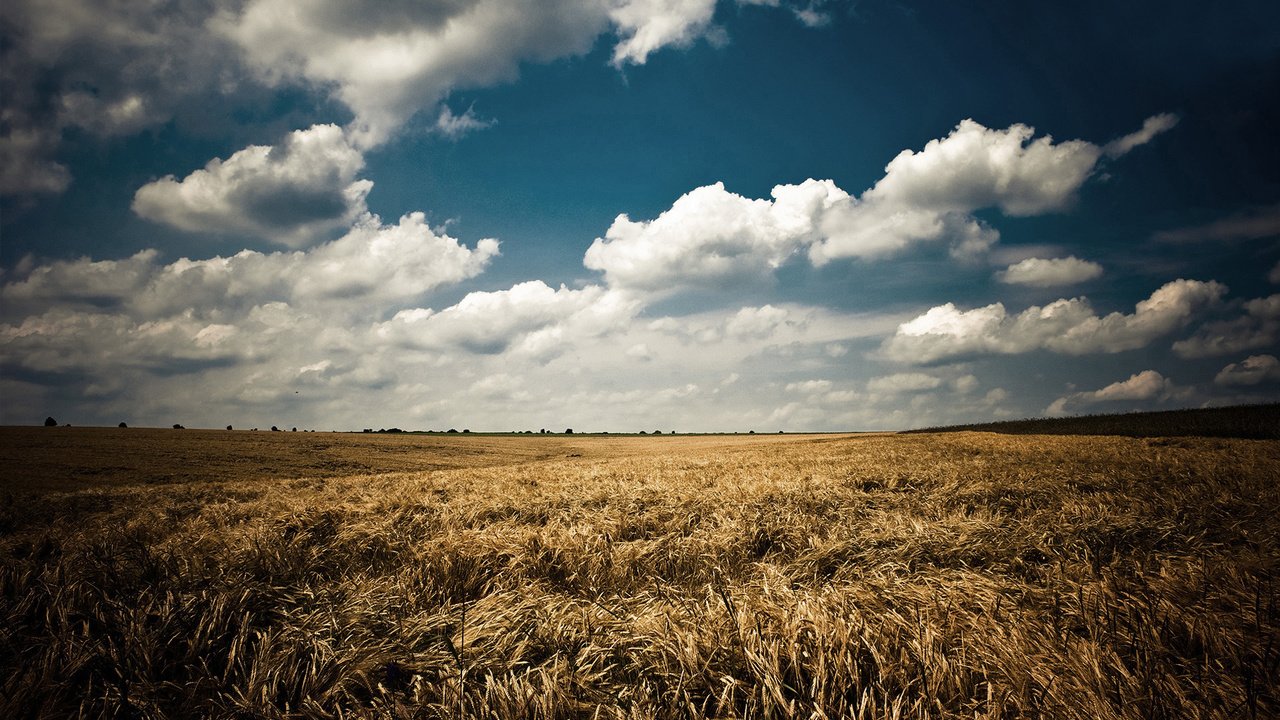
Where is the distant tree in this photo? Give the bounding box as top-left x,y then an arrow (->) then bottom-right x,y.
271,426 -> 280,431
118,422 -> 127,428
226,425 -> 233,431
448,428 -> 458,434
748,430 -> 755,434
291,427 -> 297,432
653,430 -> 662,435
43,417 -> 57,427
363,429 -> 373,433
462,429 -> 471,434
173,424 -> 185,429
639,430 -> 647,435
565,428 -> 573,434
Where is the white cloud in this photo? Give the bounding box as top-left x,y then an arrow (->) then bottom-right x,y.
1102,113 -> 1179,158
866,372 -> 942,394
809,116 -> 1120,265
609,0 -> 719,66
785,379 -> 833,395
2,212 -> 498,317
1046,370 -> 1186,415
996,256 -> 1103,287
1153,204 -> 1280,244
1173,294 -> 1280,358
1214,355 -> 1280,386
724,305 -> 796,339
217,0 -> 730,147
373,282 -> 637,357
434,105 -> 494,139
583,180 -> 833,293
132,124 -> 371,247
883,279 -> 1226,363
587,116 -> 1172,289
866,119 -> 1102,216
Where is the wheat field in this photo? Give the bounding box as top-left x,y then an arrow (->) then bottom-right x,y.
1,427 -> 1277,718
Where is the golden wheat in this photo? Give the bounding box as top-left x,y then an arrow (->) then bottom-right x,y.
0,429 -> 1276,718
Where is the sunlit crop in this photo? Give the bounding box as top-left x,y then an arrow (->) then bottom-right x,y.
1,427 -> 1276,718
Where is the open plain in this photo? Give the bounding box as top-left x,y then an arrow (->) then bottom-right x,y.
1,426 -> 1277,718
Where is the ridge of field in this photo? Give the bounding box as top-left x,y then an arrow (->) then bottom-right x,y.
904,402 -> 1280,439
1,430 -> 1277,717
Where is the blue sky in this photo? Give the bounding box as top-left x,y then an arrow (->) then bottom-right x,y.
2,0 -> 1279,431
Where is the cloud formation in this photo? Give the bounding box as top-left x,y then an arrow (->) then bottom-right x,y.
2,212 -> 498,318
1214,354 -> 1280,386
1102,113 -> 1179,159
374,281 -> 636,358
586,117 -> 1172,290
609,0 -> 720,66
996,256 -> 1103,287
1046,369 -> 1186,415
1173,294 -> 1280,358
132,125 -> 371,247
218,0 -> 728,146
584,180 -> 831,293
883,279 -> 1226,364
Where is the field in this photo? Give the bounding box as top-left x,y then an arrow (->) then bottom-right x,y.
1,426 -> 1277,718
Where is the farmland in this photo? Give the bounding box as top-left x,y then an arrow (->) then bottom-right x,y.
1,426 -> 1277,718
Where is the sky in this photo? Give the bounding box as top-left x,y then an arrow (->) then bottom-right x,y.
2,0 -> 1280,432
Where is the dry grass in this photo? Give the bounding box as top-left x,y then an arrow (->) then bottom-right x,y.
1,429 -> 1277,718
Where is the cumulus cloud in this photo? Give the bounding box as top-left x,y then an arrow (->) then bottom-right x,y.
1102,112 -> 1179,158
1046,370 -> 1186,415
808,117 -> 1118,264
1214,354 -> 1280,386
724,305 -> 797,339
866,119 -> 1103,216
132,124 -> 371,247
2,212 -> 498,318
588,117 -> 1172,290
583,180 -> 832,292
374,281 -> 638,358
996,256 -> 1103,287
1173,294 -> 1280,358
218,0 -> 729,147
0,0 -> 825,197
883,279 -> 1226,364
1153,204 -> 1280,244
